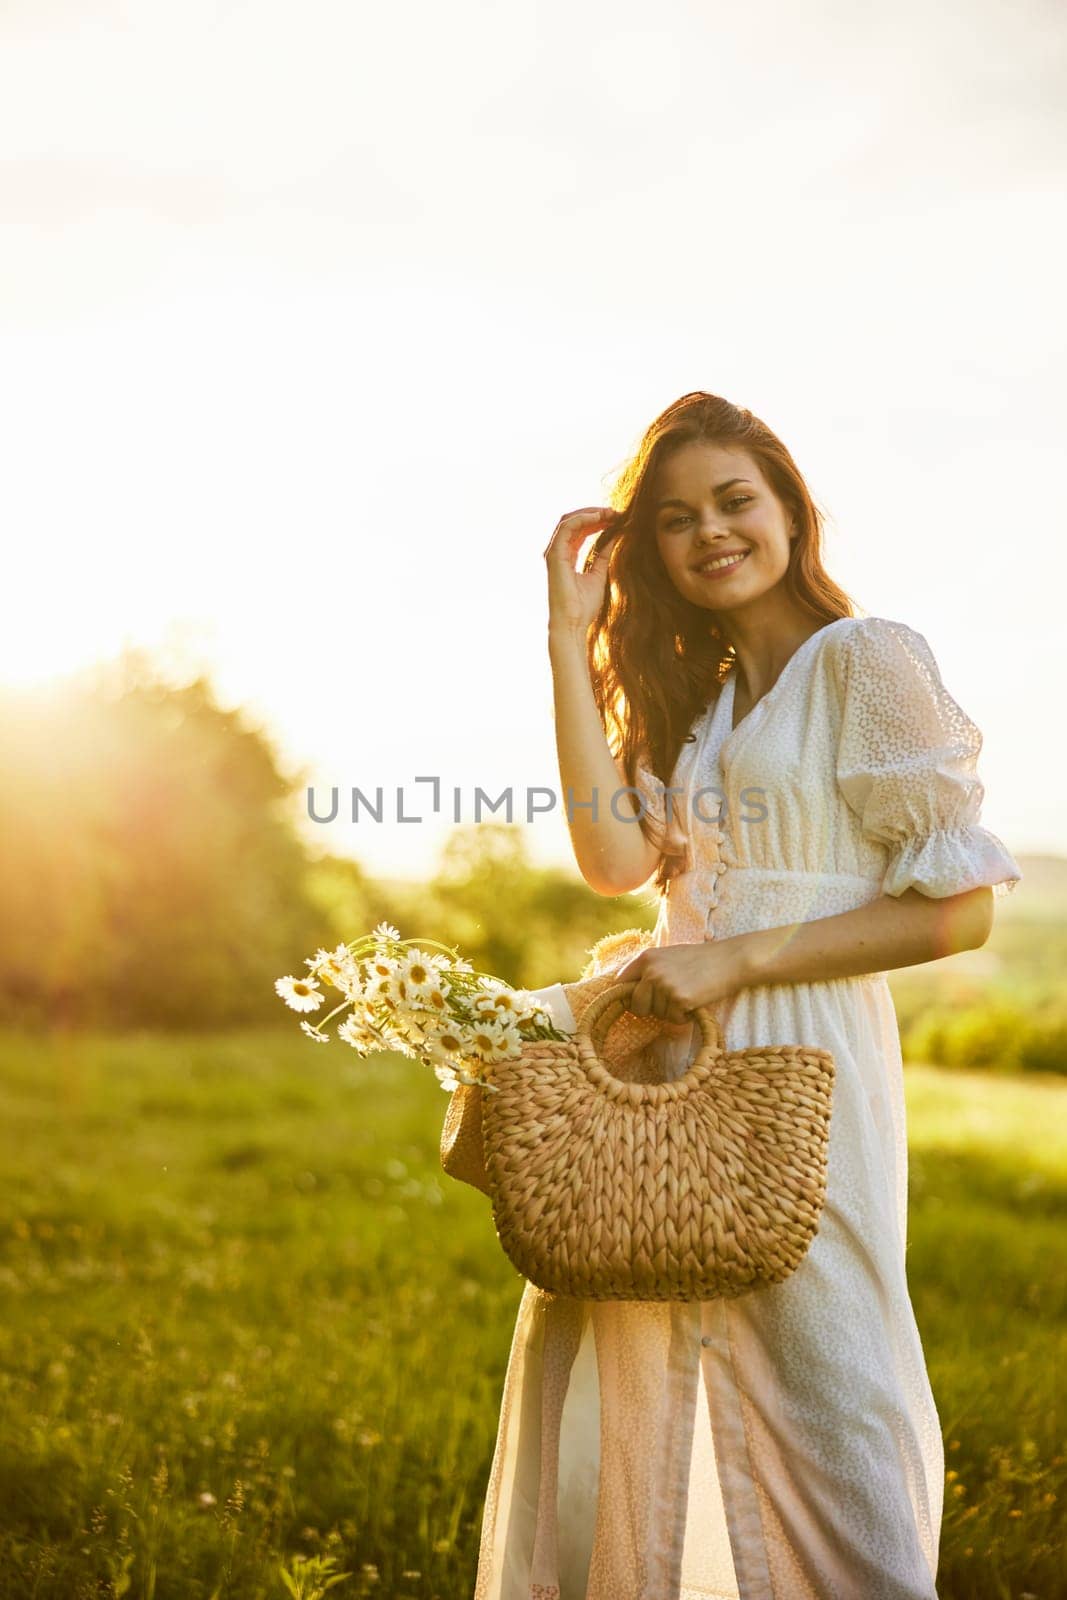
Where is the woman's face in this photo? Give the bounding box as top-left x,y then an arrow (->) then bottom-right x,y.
652,441 -> 796,615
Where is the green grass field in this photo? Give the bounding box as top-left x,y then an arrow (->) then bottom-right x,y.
0,1027 -> 1063,1600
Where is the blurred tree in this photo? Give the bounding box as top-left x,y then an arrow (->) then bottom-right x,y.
0,651 -> 326,1029
303,851 -> 404,951
0,656 -> 656,1031
423,821 -> 657,990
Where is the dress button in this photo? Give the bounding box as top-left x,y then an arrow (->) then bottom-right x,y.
701,1335 -> 714,1346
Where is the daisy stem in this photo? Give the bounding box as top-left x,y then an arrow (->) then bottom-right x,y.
316,996 -> 355,1029
342,934 -> 514,989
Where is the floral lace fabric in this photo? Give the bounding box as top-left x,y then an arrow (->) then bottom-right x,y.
472,616 -> 1022,1600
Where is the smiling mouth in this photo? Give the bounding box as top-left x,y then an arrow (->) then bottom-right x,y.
692,550 -> 750,576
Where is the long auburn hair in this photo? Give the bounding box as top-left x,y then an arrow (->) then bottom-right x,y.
589,392 -> 860,895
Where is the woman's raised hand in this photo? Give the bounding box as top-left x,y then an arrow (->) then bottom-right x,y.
543,507 -> 623,637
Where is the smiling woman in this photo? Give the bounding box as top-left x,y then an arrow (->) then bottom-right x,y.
470,391 -> 1023,1600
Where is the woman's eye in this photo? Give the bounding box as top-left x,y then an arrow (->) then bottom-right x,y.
665,496 -> 750,530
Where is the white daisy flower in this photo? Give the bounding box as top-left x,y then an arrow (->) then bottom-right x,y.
506,989 -> 552,1024
496,1019 -> 524,1057
364,951 -> 402,992
472,986 -> 537,1028
364,973 -> 404,1011
471,981 -> 509,1015
398,949 -> 443,1003
434,1062 -> 491,1092
455,1061 -> 495,1088
410,981 -> 451,1017
372,921 -> 401,942
308,944 -> 362,995
388,1009 -> 433,1048
276,976 -> 325,1013
381,1019 -> 419,1056
300,1019 -> 329,1043
421,1024 -> 469,1065
370,1002 -> 420,1051
337,1014 -> 383,1056
466,1018 -> 514,1064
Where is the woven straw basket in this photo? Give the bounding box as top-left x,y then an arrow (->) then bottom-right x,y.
440,929 -> 674,1199
472,979 -> 835,1302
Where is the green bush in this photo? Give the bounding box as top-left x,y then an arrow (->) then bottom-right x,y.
903,1002 -> 1067,1077
1017,1015 -> 1067,1075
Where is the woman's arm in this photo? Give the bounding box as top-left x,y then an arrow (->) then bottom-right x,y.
543,507 -> 662,896
619,886 -> 993,1021
736,884 -> 994,989
549,624 -> 661,896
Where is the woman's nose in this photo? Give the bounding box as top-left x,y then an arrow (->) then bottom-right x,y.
693,518 -> 729,542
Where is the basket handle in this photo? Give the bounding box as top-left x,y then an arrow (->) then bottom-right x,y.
576,979 -> 725,1062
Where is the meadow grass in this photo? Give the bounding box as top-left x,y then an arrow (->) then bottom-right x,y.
0,1027 -> 1063,1599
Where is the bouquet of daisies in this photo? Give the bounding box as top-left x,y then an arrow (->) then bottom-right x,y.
275,922 -> 571,1094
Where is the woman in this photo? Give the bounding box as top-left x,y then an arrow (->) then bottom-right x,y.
472,392 -> 1021,1600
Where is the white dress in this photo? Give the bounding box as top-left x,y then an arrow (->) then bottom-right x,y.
472,615 -> 1022,1600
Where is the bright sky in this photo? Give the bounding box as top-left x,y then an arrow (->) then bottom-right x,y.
1,0 -> 1063,879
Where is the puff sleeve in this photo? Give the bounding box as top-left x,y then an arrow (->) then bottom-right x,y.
834,617 -> 1022,900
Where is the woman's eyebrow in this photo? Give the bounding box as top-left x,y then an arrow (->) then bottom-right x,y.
655,477 -> 753,511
